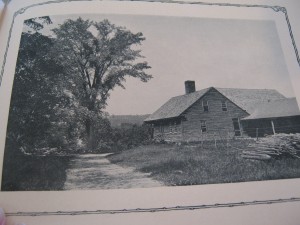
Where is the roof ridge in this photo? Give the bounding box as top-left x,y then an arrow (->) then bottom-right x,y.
264,97 -> 296,102
215,87 -> 279,91
171,87 -> 211,98
172,87 -> 284,98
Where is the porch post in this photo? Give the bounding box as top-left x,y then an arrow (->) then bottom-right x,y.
271,120 -> 276,135
239,118 -> 243,136
181,118 -> 184,143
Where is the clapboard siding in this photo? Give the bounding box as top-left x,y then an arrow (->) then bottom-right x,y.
152,88 -> 249,142
182,89 -> 249,140
181,89 -> 249,141
153,120 -> 183,142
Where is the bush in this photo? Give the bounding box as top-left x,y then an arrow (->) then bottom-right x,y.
1,148 -> 72,191
110,124 -> 153,151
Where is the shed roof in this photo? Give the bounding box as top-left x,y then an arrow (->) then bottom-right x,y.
144,87 -> 286,122
241,98 -> 300,120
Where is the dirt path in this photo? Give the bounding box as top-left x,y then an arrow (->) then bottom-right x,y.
63,154 -> 162,190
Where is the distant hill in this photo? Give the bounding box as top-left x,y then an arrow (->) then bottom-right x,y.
108,114 -> 150,127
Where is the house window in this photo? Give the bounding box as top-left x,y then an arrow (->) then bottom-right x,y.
160,125 -> 164,133
202,100 -> 209,112
200,120 -> 207,132
221,101 -> 227,111
169,122 -> 178,133
169,123 -> 173,133
174,122 -> 178,133
155,126 -> 160,132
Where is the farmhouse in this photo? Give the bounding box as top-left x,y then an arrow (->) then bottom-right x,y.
144,81 -> 300,142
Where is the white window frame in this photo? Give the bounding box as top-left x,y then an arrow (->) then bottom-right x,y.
221,100 -> 228,111
202,100 -> 209,112
200,120 -> 207,132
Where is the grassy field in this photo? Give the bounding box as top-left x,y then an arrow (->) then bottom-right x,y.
107,139 -> 300,186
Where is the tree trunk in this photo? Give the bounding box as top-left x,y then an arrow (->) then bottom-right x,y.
85,118 -> 95,149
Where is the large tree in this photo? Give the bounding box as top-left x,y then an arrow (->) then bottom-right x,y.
6,32 -> 66,152
5,17 -> 80,153
51,18 -> 152,148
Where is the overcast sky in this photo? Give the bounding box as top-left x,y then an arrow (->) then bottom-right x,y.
35,14 -> 294,115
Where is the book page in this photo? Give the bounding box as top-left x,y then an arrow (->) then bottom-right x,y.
0,0 -> 300,224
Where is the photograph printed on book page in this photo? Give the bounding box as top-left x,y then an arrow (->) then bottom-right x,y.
0,0 -> 300,224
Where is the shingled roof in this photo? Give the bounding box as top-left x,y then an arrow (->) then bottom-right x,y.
241,98 -> 300,120
216,88 -> 286,113
144,88 -> 210,122
144,87 -> 287,122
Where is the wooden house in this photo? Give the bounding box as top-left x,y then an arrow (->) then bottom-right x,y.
144,81 -> 300,142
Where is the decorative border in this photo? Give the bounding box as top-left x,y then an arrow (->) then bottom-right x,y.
1,0 -> 300,217
5,197 -> 300,217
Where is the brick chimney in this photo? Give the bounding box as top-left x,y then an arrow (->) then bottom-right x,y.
185,80 -> 196,94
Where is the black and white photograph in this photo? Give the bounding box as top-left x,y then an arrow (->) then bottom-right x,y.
2,12 -> 300,191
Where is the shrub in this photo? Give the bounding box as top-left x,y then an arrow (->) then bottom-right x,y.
110,124 -> 153,151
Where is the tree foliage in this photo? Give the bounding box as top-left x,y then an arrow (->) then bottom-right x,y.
24,16 -> 52,32
5,17 -> 152,153
52,18 -> 151,110
6,32 -> 67,152
51,18 -> 152,147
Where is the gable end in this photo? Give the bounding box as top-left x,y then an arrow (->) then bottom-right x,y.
180,87 -> 250,118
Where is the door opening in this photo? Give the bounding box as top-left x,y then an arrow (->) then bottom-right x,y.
232,118 -> 241,136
